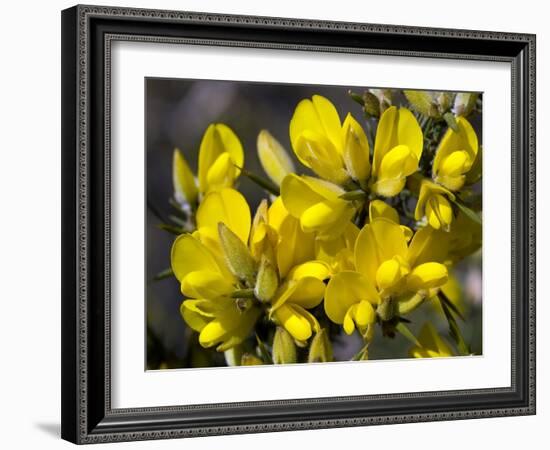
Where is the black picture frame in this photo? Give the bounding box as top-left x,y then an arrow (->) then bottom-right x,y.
61,4 -> 536,444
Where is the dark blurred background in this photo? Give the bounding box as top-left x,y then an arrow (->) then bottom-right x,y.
145,78 -> 482,369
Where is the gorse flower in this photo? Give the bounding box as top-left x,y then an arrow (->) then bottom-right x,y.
172,123 -> 244,212
432,116 -> 478,191
414,179 -> 455,231
289,95 -> 359,186
163,86 -> 482,367
325,214 -> 449,336
370,106 -> 423,197
171,188 -> 260,351
281,174 -> 357,240
198,123 -> 244,194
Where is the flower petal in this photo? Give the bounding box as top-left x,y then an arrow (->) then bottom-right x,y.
325,271 -> 379,324
171,234 -> 221,282
181,270 -> 234,299
342,113 -> 370,182
272,303 -> 314,341
355,218 -> 408,284
287,277 -> 326,309
198,124 -> 244,193
369,199 -> 399,223
288,261 -> 331,281
373,107 -> 422,176
281,174 -> 326,218
257,130 -> 296,186
300,199 -> 355,234
407,226 -> 449,267
406,262 -> 448,292
196,188 -> 251,245
180,300 -> 211,332
206,152 -> 237,191
173,149 -> 198,206
311,94 -> 344,151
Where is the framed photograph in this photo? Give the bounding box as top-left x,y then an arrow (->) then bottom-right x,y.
61,4 -> 536,444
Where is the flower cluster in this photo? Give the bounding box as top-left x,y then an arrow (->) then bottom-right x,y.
165,89 -> 482,365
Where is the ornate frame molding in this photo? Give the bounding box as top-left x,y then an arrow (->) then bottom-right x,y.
61,4 -> 536,444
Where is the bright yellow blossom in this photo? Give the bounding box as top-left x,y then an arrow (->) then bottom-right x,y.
174,187 -> 331,349
172,123 -> 244,211
289,95 -> 370,186
269,261 -> 330,342
414,179 -> 456,231
198,123 -> 244,193
370,106 -> 423,197
172,188 -> 260,351
325,271 -> 378,335
409,323 -> 454,358
432,116 -> 478,191
325,218 -> 449,334
172,233 -> 260,351
281,174 -> 357,240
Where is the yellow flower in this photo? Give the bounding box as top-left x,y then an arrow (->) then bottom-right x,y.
325,218 -> 449,334
355,219 -> 449,298
174,187 -> 330,348
198,123 -> 244,193
269,261 -> 330,342
409,323 -> 454,358
371,106 -> 423,197
258,198 -> 330,343
172,124 -> 244,211
432,116 -> 478,191
414,179 -> 455,231
257,130 -> 296,186
289,95 -> 370,186
172,234 -> 260,351
172,188 -> 260,351
325,271 -> 378,335
280,174 -> 357,240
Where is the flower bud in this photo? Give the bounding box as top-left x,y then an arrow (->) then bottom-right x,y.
342,114 -> 370,184
308,329 -> 333,363
257,130 -> 296,186
254,256 -> 279,303
172,149 -> 198,208
218,223 -> 257,286
363,91 -> 380,117
453,92 -> 478,117
403,90 -> 440,118
272,327 -> 297,364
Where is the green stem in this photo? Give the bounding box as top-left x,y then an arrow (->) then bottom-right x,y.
237,166 -> 280,196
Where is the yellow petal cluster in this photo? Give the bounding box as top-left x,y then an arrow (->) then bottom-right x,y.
166,88 -> 482,364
